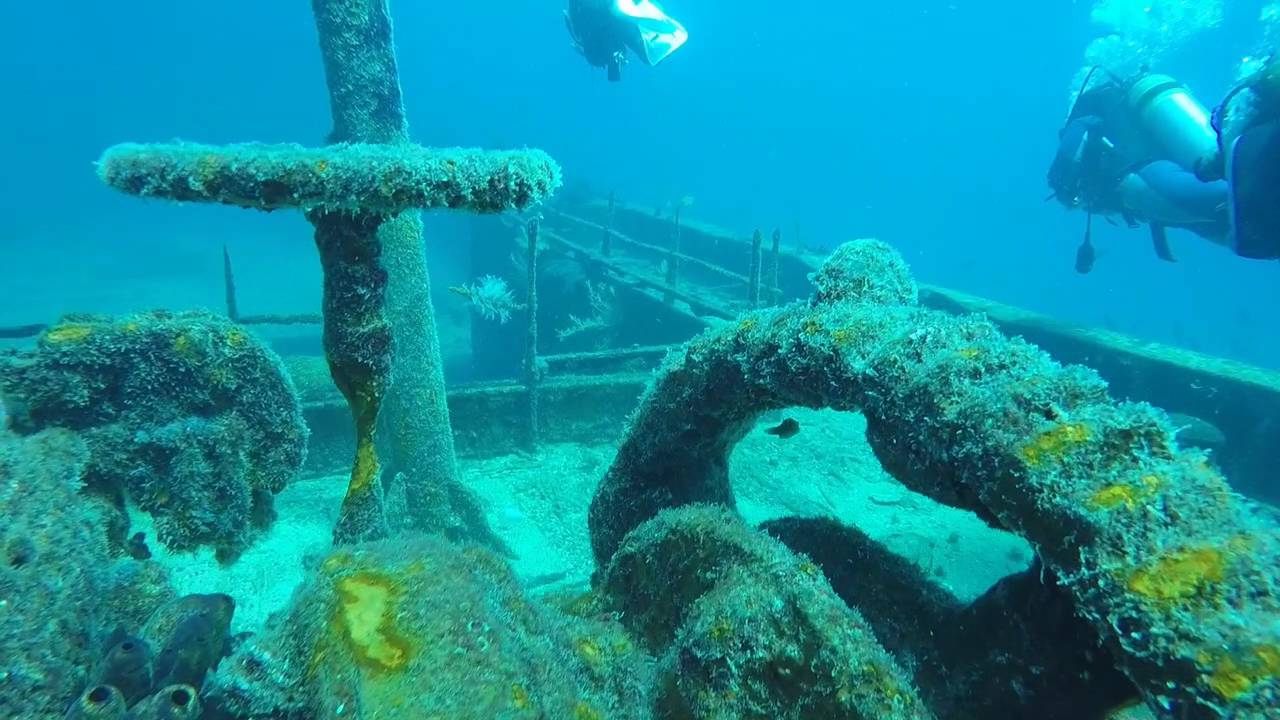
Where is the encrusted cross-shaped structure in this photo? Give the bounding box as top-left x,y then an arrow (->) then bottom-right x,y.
98,0 -> 560,547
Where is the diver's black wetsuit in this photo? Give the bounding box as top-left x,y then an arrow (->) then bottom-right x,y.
1199,63 -> 1280,259
1227,116 -> 1280,258
566,0 -> 633,81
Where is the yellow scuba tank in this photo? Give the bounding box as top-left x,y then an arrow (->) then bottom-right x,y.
1123,74 -> 1220,172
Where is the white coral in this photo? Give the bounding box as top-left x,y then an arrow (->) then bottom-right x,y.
461,275 -> 519,325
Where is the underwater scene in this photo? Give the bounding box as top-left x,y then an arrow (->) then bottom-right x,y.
3,1 -> 1280,719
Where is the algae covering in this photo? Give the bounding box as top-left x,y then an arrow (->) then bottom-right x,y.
589,238 -> 1280,718
0,430 -> 172,719
95,23 -> 561,548
0,311 -> 308,562
97,142 -> 560,216
601,506 -> 933,720
205,535 -> 650,720
9,0 -> 1275,716
6,237 -> 1278,720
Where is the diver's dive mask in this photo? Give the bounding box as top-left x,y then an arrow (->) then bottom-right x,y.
611,0 -> 688,66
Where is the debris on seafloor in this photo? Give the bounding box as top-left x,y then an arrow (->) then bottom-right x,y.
764,417 -> 801,439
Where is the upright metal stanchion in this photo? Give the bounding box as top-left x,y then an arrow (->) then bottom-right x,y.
523,217 -> 541,450
601,189 -> 615,257
748,229 -> 763,308
222,244 -> 240,322
769,228 -> 782,304
664,202 -> 683,303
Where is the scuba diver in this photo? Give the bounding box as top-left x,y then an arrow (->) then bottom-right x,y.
564,0 -> 688,82
1046,68 -> 1230,273
1195,54 -> 1280,260
1048,56 -> 1280,272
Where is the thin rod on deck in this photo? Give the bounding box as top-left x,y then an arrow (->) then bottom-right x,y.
539,225 -> 733,320
541,344 -> 674,366
238,313 -> 323,325
748,229 -> 763,308
663,203 -> 683,303
602,190 -> 615,257
555,212 -> 747,284
523,216 -> 541,450
222,245 -> 240,322
770,228 -> 782,304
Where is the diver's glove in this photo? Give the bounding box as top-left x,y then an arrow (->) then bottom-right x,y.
608,50 -> 626,81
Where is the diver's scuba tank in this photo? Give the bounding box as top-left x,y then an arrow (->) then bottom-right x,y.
1121,74 -> 1220,172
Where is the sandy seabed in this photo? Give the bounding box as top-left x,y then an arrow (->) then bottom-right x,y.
145,407 -> 1034,635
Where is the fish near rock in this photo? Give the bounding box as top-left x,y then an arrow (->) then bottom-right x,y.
1167,412 -> 1227,450
764,417 -> 801,439
143,593 -> 235,692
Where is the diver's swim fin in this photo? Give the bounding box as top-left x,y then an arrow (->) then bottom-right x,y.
1228,119 -> 1280,259
1150,224 -> 1176,262
612,0 -> 688,66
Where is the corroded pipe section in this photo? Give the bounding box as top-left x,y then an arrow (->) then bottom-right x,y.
98,141 -> 560,215
312,210 -> 393,544
588,238 -> 1280,718
601,506 -> 935,719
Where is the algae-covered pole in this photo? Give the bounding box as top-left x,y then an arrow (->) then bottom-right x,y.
748,229 -> 763,308
311,0 -> 514,550
523,217 -> 540,450
97,0 -> 560,550
602,189 -> 615,257
769,228 -> 782,304
311,210 -> 393,543
98,142 -> 556,215
222,245 -> 240,322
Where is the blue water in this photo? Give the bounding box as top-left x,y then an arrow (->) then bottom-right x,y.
1,0 -> 1277,366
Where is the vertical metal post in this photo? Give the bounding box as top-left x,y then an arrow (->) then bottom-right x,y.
664,204 -> 682,303
748,229 -> 763,308
467,221 -> 484,365
769,228 -> 782,304
523,217 -> 540,450
222,244 -> 240,322
602,189 -> 615,257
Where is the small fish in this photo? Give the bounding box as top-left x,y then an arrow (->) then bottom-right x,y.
127,531 -> 153,560
764,418 -> 800,439
1166,412 -> 1227,450
144,593 -> 235,692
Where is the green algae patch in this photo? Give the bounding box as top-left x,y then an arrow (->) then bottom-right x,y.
277,536 -> 652,719
1202,644 -> 1280,701
333,572 -> 412,673
41,322 -> 96,345
1126,547 -> 1226,604
1087,474 -> 1162,512
1019,422 -> 1090,467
